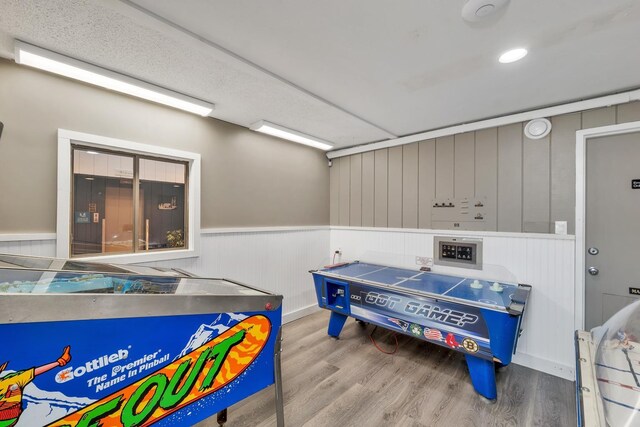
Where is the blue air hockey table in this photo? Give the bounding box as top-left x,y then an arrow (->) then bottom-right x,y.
311,261 -> 531,401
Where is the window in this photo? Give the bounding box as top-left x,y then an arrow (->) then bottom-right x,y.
58,130 -> 200,263
71,147 -> 188,257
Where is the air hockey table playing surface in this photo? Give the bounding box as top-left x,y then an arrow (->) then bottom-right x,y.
311,261 -> 531,400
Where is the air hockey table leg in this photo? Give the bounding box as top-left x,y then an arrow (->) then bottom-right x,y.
328,311 -> 348,337
464,354 -> 497,401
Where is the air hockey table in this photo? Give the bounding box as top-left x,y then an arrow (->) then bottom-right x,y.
310,261 -> 531,401
0,254 -> 284,427
576,299 -> 640,426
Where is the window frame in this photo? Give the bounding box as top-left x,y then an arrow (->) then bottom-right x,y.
58,129 -> 200,263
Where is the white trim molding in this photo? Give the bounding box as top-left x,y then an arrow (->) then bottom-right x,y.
575,120 -> 640,331
56,129 -> 201,264
201,225 -> 330,235
330,225 -> 575,241
0,233 -> 57,242
328,89 -> 640,159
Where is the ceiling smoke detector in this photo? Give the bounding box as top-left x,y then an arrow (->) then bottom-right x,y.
524,118 -> 552,140
462,0 -> 510,22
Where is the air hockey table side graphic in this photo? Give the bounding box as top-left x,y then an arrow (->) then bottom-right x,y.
0,257 -> 285,427
310,261 -> 531,401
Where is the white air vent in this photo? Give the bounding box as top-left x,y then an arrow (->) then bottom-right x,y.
462,0 -> 510,22
524,118 -> 552,139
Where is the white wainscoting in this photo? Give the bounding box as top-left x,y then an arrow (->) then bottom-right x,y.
142,228 -> 328,322
0,228 -> 329,324
0,237 -> 57,257
330,226 -> 576,380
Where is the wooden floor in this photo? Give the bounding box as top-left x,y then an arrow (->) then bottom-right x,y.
197,310 -> 576,427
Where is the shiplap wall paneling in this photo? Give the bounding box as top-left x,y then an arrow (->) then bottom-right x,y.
361,152 -> 375,227
497,123 -> 523,232
388,146 -> 403,228
374,149 -> 388,227
523,132 -> 550,233
435,136 -> 454,199
349,154 -> 362,226
582,106 -> 616,128
402,143 -> 419,228
329,157 -> 340,225
475,128 -> 498,230
418,139 -> 436,229
551,113 -> 581,234
453,133 -> 474,198
338,157 -> 350,226
617,101 -> 640,123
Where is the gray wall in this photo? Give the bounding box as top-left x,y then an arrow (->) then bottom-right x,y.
0,59 -> 329,233
330,102 -> 640,234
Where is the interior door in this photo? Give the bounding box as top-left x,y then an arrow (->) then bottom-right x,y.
585,130 -> 640,330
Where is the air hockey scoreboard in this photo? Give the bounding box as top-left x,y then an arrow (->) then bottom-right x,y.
310,261 -> 531,401
0,254 -> 284,427
576,299 -> 640,426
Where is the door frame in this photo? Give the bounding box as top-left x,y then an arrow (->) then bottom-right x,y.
575,120 -> 640,330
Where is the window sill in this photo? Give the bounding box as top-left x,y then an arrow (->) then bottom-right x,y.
71,248 -> 199,265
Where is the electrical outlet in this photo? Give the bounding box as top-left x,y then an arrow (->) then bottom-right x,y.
334,249 -> 342,255
415,256 -> 432,266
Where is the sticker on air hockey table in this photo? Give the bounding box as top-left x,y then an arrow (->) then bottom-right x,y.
462,337 -> 479,353
410,324 -> 423,336
387,317 -> 410,332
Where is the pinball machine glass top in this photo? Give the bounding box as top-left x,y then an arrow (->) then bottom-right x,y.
0,254 -> 268,296
591,299 -> 640,426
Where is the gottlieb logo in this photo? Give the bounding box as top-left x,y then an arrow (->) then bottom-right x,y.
55,349 -> 129,383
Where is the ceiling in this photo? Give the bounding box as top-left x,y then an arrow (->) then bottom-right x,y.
1,0 -> 640,149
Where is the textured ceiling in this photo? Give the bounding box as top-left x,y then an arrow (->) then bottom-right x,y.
1,0 -> 640,149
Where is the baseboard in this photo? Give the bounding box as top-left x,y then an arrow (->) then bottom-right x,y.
512,352 -> 574,381
283,304 -> 320,324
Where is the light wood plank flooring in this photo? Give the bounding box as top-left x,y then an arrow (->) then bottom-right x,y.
197,310 -> 576,427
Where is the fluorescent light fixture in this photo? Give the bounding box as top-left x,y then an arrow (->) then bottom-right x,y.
14,41 -> 214,116
498,48 -> 528,64
250,120 -> 334,151
85,150 -> 100,155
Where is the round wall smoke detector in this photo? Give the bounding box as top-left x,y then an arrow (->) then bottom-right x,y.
524,118 -> 552,140
462,0 -> 510,22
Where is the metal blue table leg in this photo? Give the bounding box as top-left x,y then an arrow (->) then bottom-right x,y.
328,311 -> 348,337
465,354 -> 497,401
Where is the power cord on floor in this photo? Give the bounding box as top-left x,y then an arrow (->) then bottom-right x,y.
368,325 -> 398,354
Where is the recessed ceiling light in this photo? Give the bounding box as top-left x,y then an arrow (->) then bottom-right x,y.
499,48 -> 527,64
